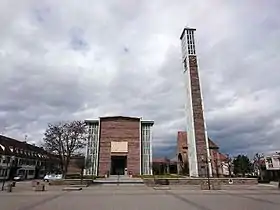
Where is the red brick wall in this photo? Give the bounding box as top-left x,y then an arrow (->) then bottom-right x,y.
98,117 -> 140,175
188,55 -> 208,176
67,156 -> 85,174
211,149 -> 223,177
177,131 -> 188,163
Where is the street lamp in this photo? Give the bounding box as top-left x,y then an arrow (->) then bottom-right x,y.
201,155 -> 211,190
1,156 -> 15,191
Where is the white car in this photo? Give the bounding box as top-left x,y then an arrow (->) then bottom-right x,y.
43,174 -> 63,182
13,175 -> 24,181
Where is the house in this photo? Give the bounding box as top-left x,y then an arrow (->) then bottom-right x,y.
177,131 -> 229,177
264,152 -> 280,181
152,157 -> 177,175
0,134 -> 60,180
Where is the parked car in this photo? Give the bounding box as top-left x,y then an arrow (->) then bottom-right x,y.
43,174 -> 63,182
13,175 -> 24,181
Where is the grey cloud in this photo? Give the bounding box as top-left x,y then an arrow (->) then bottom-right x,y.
0,0 -> 280,158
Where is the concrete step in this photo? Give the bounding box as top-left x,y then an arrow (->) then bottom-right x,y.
93,180 -> 144,184
93,183 -> 145,186
94,176 -> 144,185
153,186 -> 171,190
62,187 -> 82,191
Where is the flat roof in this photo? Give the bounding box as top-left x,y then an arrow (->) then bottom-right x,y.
85,116 -> 154,125
179,26 -> 196,40
100,116 -> 141,120
84,119 -> 99,124
141,120 -> 154,125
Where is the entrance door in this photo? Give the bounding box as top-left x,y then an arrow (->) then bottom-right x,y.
111,156 -> 127,175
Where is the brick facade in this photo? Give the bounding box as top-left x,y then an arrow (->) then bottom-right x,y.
177,131 -> 225,177
188,55 -> 209,176
67,156 -> 85,175
177,131 -> 188,174
98,117 -> 140,176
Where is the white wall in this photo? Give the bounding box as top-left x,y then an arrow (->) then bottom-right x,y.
265,153 -> 280,170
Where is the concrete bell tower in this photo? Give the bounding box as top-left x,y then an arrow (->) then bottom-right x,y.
180,27 -> 212,177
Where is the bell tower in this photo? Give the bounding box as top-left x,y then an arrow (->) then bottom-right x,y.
180,27 -> 212,177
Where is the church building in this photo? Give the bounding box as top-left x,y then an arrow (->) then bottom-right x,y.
84,116 -> 154,176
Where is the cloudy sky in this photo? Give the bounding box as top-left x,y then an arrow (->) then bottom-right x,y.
0,0 -> 279,158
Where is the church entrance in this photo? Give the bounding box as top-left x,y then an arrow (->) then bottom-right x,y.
110,156 -> 127,175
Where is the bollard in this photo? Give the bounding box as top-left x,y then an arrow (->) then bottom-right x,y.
6,184 -> 12,193
35,183 -> 45,191
12,181 -> 16,187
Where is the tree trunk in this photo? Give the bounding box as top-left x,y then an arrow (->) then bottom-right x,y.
63,159 -> 70,178
259,169 -> 263,180
80,167 -> 84,184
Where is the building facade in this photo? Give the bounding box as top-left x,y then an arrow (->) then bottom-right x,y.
180,27 -> 212,177
177,131 -> 228,177
0,135 -> 60,181
84,116 -> 154,176
264,152 -> 280,181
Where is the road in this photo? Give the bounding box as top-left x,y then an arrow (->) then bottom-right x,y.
0,182 -> 279,210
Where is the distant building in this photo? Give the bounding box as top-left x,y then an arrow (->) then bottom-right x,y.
177,131 -> 228,177
219,154 -> 232,177
0,135 -> 60,180
84,116 -> 154,176
152,157 -> 177,175
264,152 -> 280,181
67,155 -> 85,175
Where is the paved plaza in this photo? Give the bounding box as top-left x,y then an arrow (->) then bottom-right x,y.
0,182 -> 279,210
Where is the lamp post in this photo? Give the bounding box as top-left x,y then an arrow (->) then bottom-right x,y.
1,156 -> 15,191
201,155 -> 211,190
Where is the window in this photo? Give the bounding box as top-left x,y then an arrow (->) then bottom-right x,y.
18,170 -> 25,175
141,124 -> 152,175
28,170 -> 35,175
267,158 -> 273,168
186,30 -> 196,55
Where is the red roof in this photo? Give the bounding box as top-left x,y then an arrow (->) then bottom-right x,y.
208,138 -> 219,149
0,134 -> 58,160
177,131 -> 219,149
219,153 -> 228,161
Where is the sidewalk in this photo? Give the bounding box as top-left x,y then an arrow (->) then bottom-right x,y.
0,180 -> 65,194
259,181 -> 279,188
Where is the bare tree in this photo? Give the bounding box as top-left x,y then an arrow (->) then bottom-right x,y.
225,154 -> 233,177
253,153 -> 265,180
43,120 -> 88,176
